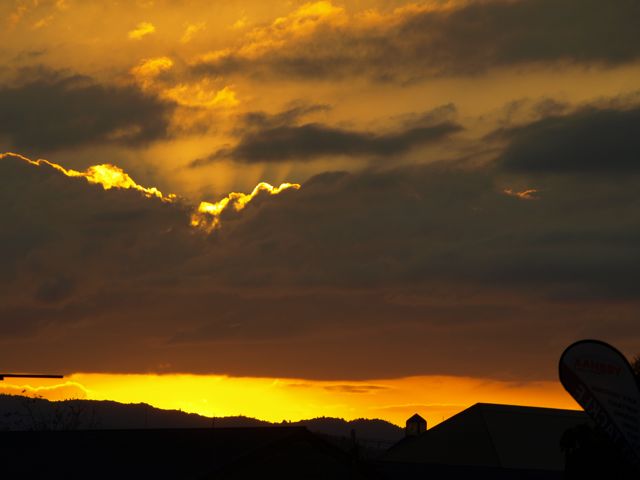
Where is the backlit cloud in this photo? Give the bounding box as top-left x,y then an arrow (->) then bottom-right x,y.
0,70 -> 175,153
2,132 -> 639,379
128,21 -> 156,40
192,0 -> 640,82
181,22 -> 205,44
131,56 -> 174,88
192,104 -> 462,165
3,152 -> 175,202
0,152 -> 299,232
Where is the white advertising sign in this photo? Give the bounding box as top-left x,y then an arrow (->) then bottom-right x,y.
559,339 -> 640,469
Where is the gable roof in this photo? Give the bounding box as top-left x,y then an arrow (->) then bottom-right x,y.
384,403 -> 588,471
406,414 -> 426,424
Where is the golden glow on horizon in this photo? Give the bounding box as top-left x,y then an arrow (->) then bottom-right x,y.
1,152 -> 300,231
0,373 -> 580,427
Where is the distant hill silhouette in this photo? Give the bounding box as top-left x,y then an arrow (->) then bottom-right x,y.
0,394 -> 403,443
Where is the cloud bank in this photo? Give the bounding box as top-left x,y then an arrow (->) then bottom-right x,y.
2,105 -> 640,379
193,0 -> 640,82
0,71 -> 175,153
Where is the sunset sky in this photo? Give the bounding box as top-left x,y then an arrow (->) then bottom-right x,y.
1,0 -> 639,426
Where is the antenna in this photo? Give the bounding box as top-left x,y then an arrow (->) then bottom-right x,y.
0,374 -> 64,381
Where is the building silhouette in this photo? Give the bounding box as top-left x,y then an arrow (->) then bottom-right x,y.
404,413 -> 426,437
381,403 -> 591,479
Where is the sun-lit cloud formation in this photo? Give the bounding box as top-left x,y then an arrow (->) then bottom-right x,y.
181,22 -> 206,44
133,56 -> 233,108
2,152 -> 174,201
192,0 -> 640,82
196,118 -> 461,164
131,56 -> 175,88
1,152 -> 299,232
1,139 -> 639,382
503,188 -> 538,201
192,182 -> 301,231
190,102 -> 462,165
0,0 -> 639,421
163,83 -> 239,109
128,21 -> 156,40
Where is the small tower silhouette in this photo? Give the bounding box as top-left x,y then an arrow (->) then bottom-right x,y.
405,413 -> 427,437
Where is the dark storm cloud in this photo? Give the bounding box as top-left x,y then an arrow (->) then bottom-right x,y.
0,71 -> 174,152
192,0 -> 640,82
496,106 -> 640,173
0,153 -> 199,311
34,276 -> 76,304
2,149 -> 640,379
191,118 -> 462,165
168,159 -> 640,377
239,104 -> 331,130
220,163 -> 640,299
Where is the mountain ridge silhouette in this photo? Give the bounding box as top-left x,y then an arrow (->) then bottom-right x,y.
0,394 -> 403,443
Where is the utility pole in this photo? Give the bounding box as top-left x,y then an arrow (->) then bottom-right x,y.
0,374 -> 63,381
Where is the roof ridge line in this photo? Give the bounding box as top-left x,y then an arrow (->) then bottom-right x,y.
477,405 -> 503,468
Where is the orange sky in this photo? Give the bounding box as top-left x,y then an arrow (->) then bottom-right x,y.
0,0 -> 639,424
3,0 -> 640,196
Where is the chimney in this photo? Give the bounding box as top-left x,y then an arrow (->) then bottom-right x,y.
405,413 -> 427,437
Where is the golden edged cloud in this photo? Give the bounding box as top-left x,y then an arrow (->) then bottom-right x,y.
181,22 -> 206,44
7,0 -> 68,28
2,152 -> 300,232
503,188 -> 539,200
128,21 -> 156,40
231,16 -> 248,30
2,152 -> 175,202
340,0 -> 455,32
192,0 -> 462,68
246,0 -> 345,52
31,15 -> 54,30
195,0 -> 347,63
163,83 -> 239,109
131,56 -> 174,88
8,3 -> 30,27
191,182 -> 301,231
55,0 -> 70,11
190,0 -> 640,82
131,57 -> 238,111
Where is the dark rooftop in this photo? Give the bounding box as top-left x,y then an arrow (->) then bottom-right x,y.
384,403 -> 588,472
